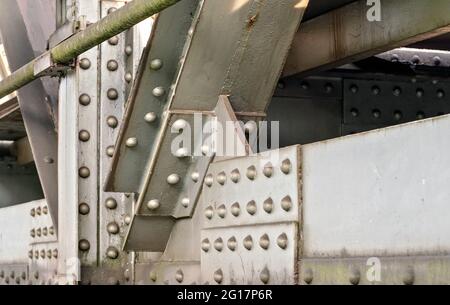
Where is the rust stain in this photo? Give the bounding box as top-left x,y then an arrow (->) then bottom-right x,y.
246,13 -> 259,29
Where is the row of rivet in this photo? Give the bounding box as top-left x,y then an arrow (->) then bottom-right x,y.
30,206 -> 48,217
0,270 -> 27,285
172,266 -> 270,285
205,196 -> 293,220
30,226 -> 55,238
201,233 -> 288,253
28,248 -> 58,260
349,108 -> 432,121
348,83 -> 446,98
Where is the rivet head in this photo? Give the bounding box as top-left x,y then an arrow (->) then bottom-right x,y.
124,215 -> 132,225
281,159 -> 292,174
40,250 -> 45,259
303,268 -> 313,284
172,119 -> 187,131
125,72 -> 133,83
78,239 -> 90,251
393,87 -> 402,96
125,45 -> 133,56
152,86 -> 165,97
259,234 -> 270,250
30,208 -> 36,217
107,7 -> 117,14
30,229 -> 35,238
43,206 -> 48,214
349,268 -> 361,285
105,197 -> 118,210
167,174 -> 181,185
201,144 -> 211,156
217,205 -> 227,218
108,36 -> 119,45
107,116 -> 119,128
106,146 -> 115,157
147,199 -> 160,211
36,228 -> 41,237
227,237 -> 237,251
263,163 -> 273,178
263,198 -> 274,214
260,267 -> 270,284
49,226 -> 55,235
126,137 -> 138,148
205,206 -> 214,220
205,174 -> 214,187
214,238 -> 224,252
47,249 -> 52,259
144,112 -> 157,123
281,196 -> 293,212
181,198 -> 190,208
230,169 -> 240,183
201,238 -> 211,252
246,200 -> 257,215
243,235 -> 253,250
403,267 -> 415,285
107,60 -> 118,71
350,84 -> 359,94
246,166 -> 257,180
107,88 -> 119,100
175,147 -> 189,158
79,167 -> 90,178
191,171 -> 200,182
43,227 -> 48,236
150,59 -> 163,70
437,89 -> 445,99
53,249 -> 58,259
106,247 -> 119,259
149,270 -> 157,282
231,202 -> 240,217
78,130 -> 90,142
107,222 -> 120,235
79,58 -> 91,70
213,269 -> 223,284
277,233 -> 288,249
175,269 -> 184,283
36,207 -> 41,215
79,94 -> 91,106
28,251 -> 33,259
217,172 -> 227,185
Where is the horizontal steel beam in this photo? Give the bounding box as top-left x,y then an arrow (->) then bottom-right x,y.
284,0 -> 450,77
0,0 -> 182,100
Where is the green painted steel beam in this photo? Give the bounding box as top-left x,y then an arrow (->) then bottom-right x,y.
0,0 -> 182,100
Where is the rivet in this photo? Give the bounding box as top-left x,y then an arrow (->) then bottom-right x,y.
230,169 -> 240,183
181,197 -> 190,208
201,144 -> 211,156
201,238 -> 210,252
79,130 -> 90,142
79,167 -> 90,178
205,206 -> 214,219
217,172 -> 226,185
246,200 -> 257,215
43,227 -> 48,236
263,162 -> 273,178
107,7 -> 117,14
191,171 -> 200,182
40,249 -> 45,259
391,54 -> 399,62
49,226 -> 55,235
281,196 -> 293,212
281,159 -> 292,174
106,146 -> 115,157
188,27 -> 194,36
416,88 -> 424,98
214,238 -> 224,252
175,147 -> 189,158
150,271 -> 157,282
79,58 -> 91,70
125,72 -> 133,83
350,84 -> 359,94
403,267 -> 415,285
300,81 -> 309,90
107,222 -> 120,235
259,234 -> 270,250
0,270 -> 3,278
43,206 -> 48,214
394,110 -> 403,121
243,235 -> 253,250
349,268 -> 361,285
105,197 -> 117,210
4,277 -> 9,284
30,208 -> 35,217
417,111 -> 425,120
231,202 -> 240,217
350,108 -> 359,117
393,87 -> 402,96
152,86 -> 165,97
15,277 -> 20,284
53,249 -> 58,259
303,268 -> 313,284
324,83 -> 334,93
125,45 -> 133,56
246,165 -> 257,180
36,228 -> 41,237
263,198 -> 273,214
36,207 -> 41,216
260,267 -> 270,284
217,204 -> 227,218
107,116 -> 119,128
147,199 -> 160,211
44,156 -> 54,164
107,88 -> 119,100
372,109 -> 381,119
34,271 -> 39,280
172,119 -> 187,132
106,246 -> 119,259
47,249 -> 52,259
411,55 -> 420,65
227,236 -> 237,251
372,86 -> 380,95
30,229 -> 35,238
34,251 -> 39,259
205,174 -> 213,187
79,239 -> 90,251
79,94 -> 91,106
107,60 -> 118,71
124,215 -> 132,225
433,56 -> 442,66
437,89 -> 445,99
108,36 -> 119,45
213,269 -> 223,284
126,137 -> 138,148
150,59 -> 163,70
167,174 -> 181,185
28,250 -> 33,259
277,233 -> 288,249
9,272 -> 14,279
244,121 -> 257,134
175,269 -> 184,283
144,112 -> 157,123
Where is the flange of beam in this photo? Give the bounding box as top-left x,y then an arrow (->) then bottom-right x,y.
284,0 -> 450,77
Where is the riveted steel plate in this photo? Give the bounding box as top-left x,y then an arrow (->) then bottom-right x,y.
201,223 -> 298,285
299,256 -> 450,285
275,76 -> 343,99
29,241 -> 58,285
202,145 -> 301,229
377,48 -> 450,68
0,263 -> 28,285
136,261 -> 200,285
302,114 -> 450,258
29,200 -> 57,245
